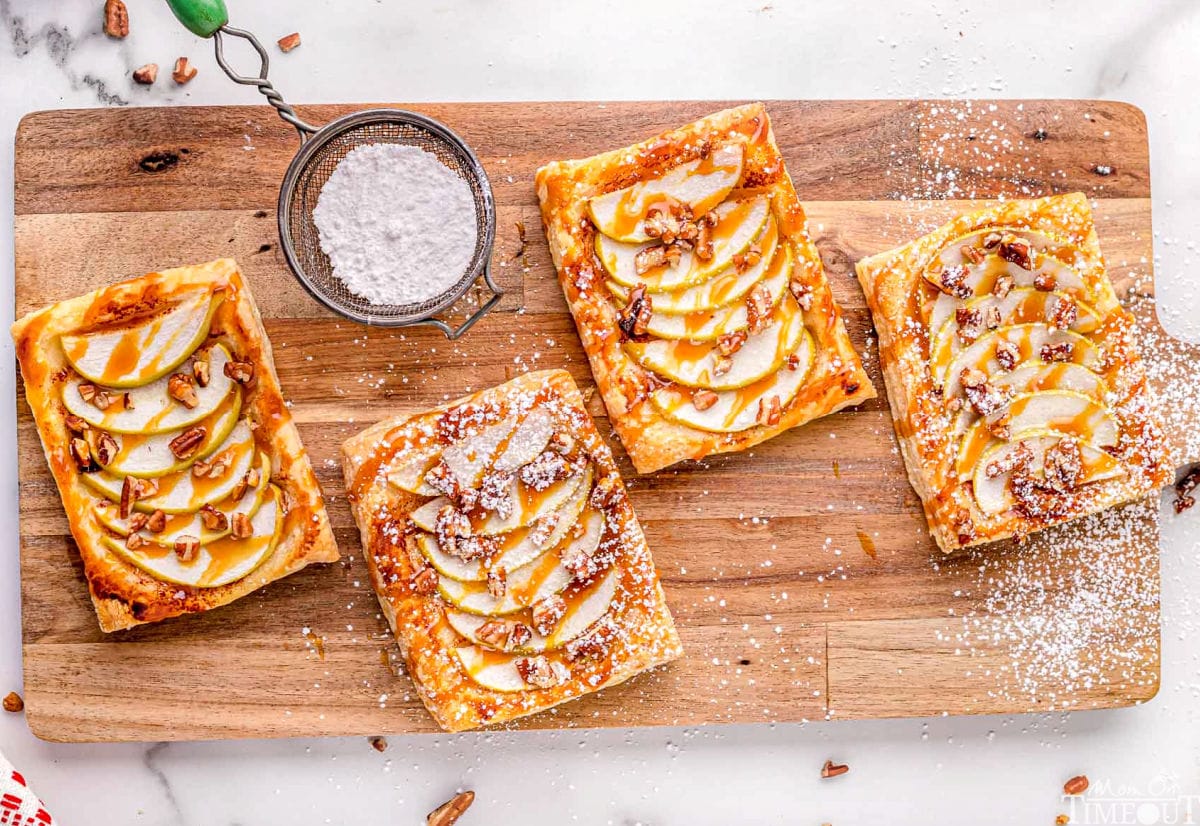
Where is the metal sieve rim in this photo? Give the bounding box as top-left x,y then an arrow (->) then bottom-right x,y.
275,108 -> 499,329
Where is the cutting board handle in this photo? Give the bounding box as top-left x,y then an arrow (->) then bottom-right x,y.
166,0 -> 229,38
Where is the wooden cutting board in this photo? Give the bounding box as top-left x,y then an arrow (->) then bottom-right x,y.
14,100 -> 1200,742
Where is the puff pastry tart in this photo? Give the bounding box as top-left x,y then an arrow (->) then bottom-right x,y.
855,194 -> 1171,552
535,103 -> 875,473
341,369 -> 682,731
12,259 -> 339,632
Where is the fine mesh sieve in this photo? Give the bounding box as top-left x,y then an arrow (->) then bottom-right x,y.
168,0 -> 502,337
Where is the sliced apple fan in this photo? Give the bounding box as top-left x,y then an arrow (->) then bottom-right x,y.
62,291 -> 279,587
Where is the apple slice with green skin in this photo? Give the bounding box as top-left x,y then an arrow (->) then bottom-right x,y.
929,290 -> 1104,381
81,418 -> 256,513
598,196 -> 770,293
609,218 -> 784,317
63,343 -> 235,435
950,362 -> 1109,437
954,390 -> 1119,480
89,388 -> 242,478
445,563 -> 619,654
921,228 -> 1088,296
972,433 -> 1125,515
652,328 -> 813,433
453,646 -> 538,692
940,323 -> 1098,396
61,290 -> 221,388
410,465 -> 591,537
438,415 -> 518,490
95,452 -> 270,546
624,258 -> 788,342
385,446 -> 441,496
626,293 -> 803,391
587,144 -> 744,243
492,409 -> 555,473
103,484 -> 283,588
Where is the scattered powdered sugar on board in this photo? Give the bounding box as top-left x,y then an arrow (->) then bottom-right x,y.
312,143 -> 478,306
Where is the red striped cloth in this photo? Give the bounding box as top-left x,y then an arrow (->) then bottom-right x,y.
0,751 -> 54,826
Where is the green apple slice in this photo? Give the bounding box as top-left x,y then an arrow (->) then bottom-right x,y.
955,390 -> 1119,480
922,228 -> 1088,297
972,433 -> 1125,515
446,563 -> 619,654
81,419 -> 256,513
598,196 -> 770,292
385,446 -> 441,497
439,415 -> 519,491
94,452 -> 271,546
61,290 -> 221,388
453,646 -> 532,692
652,328 -> 813,433
587,144 -> 744,243
62,344 -> 235,435
626,293 -> 803,391
104,484 -> 283,588
493,409 -> 555,473
941,323 -> 1098,396
410,465 -> 591,537
950,362 -> 1109,438
929,290 -> 1103,381
89,388 -> 242,478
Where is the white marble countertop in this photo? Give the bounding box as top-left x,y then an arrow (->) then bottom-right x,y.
2,1 -> 1199,824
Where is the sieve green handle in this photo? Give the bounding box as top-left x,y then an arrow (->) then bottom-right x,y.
165,0 -> 229,38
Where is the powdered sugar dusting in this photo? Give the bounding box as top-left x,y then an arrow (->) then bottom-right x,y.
313,143 -> 478,306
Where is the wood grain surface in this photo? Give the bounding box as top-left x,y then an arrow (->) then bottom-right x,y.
14,100 -> 1199,742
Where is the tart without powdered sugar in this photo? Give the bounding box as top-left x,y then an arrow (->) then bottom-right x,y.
12,259 -> 339,631
855,194 -> 1171,552
341,369 -> 681,731
535,103 -> 875,474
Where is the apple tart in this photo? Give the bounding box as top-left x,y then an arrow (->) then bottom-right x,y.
535,103 -> 875,473
341,369 -> 682,731
855,194 -> 1170,551
12,258 -> 339,631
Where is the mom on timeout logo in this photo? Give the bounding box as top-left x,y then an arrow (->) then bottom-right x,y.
1065,774 -> 1199,825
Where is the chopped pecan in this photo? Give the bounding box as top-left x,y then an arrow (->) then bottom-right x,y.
745,284 -> 773,334
230,512 -> 253,539
434,504 -> 472,550
1047,295 -> 1078,330
998,234 -> 1034,270
1174,467 -> 1200,514
756,394 -> 782,427
486,567 -> 507,599
103,0 -> 129,38
960,244 -> 985,265
938,264 -> 972,299
132,63 -> 158,85
125,532 -> 149,551
1043,437 -> 1083,493
403,534 -> 428,572
127,512 -> 149,532
94,432 -> 119,466
78,383 -> 113,410
717,330 -> 747,357
224,360 -> 255,385
732,243 -> 763,274
277,32 -> 302,52
518,450 -> 573,491
119,475 -> 137,518
199,504 -> 228,532
426,791 -> 475,826
531,594 -> 567,636
121,392 -> 134,411
193,355 -> 211,387
634,244 -> 671,276
145,509 -> 167,533
168,373 -> 199,408
169,426 -> 206,459
961,367 -> 1012,417
692,389 -> 719,411
478,469 -> 514,519
70,437 -> 94,471
821,760 -> 850,779
566,616 -> 618,663
995,339 -> 1021,371
424,459 -> 463,502
172,56 -> 198,85
174,535 -> 200,562
1040,341 -> 1075,363
786,353 -> 803,371
515,655 -> 569,689
1033,271 -> 1057,292
411,566 -> 439,595
982,232 -> 1003,250
789,277 -> 814,311
617,284 -> 653,341
985,441 -> 1034,479
1063,775 -> 1090,796
992,273 -> 1014,299
64,413 -> 89,434
508,623 -> 533,649
694,212 -> 718,261
548,432 -> 575,456
589,473 -> 621,511
455,534 -> 498,563
955,307 -> 985,344
475,620 -> 512,650
983,305 -> 1002,330
192,451 -> 231,479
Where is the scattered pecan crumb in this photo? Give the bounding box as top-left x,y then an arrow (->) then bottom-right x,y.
475,620 -> 512,650
94,432 -> 119,466
938,264 -> 972,298
982,231 -> 1003,249
1056,815 -> 1071,825
172,57 -> 198,85
486,567 -> 507,599
821,760 -> 849,779
2,692 -> 23,713
618,284 -> 652,341
960,244 -> 985,265
712,355 -> 733,377
1063,775 -> 1089,796
756,394 -> 782,427
70,437 -> 94,471
78,383 -> 112,410
515,655 -> 569,688
999,234 -> 1034,270
985,441 -> 1034,479
1047,296 -> 1078,330
277,32 -> 302,52
513,220 -> 528,258
224,359 -> 255,385
369,735 -> 388,753
64,413 -> 89,434
230,512 -> 253,539
1034,271 -> 1058,292
1044,437 -> 1083,493
717,330 -> 747,357
1174,466 -> 1199,514
199,504 -> 228,532
508,622 -> 533,649
692,389 -> 719,411
427,791 -> 475,826
146,509 -> 166,533
193,356 -> 211,387
1040,341 -> 1075,363
961,367 -> 1011,417
531,594 -> 567,636
125,532 -> 149,551
103,0 -> 129,38
132,63 -> 158,85
956,307 -> 985,344
745,284 -> 773,334
992,273 -> 1014,299
994,339 -> 1020,371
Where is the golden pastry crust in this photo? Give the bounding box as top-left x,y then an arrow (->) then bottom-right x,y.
855,194 -> 1170,552
535,103 -> 874,474
12,258 -> 339,631
341,369 -> 682,732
